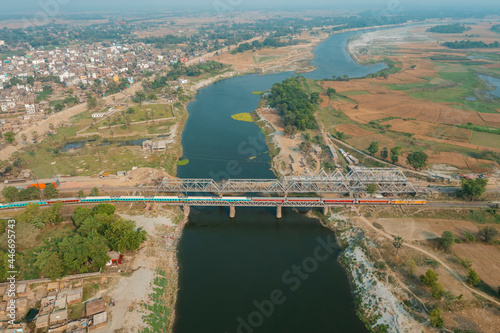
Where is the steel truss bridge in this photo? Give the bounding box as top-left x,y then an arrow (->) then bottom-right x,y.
156,168 -> 416,195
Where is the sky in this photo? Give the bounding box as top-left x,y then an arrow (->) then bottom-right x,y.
3,0 -> 500,14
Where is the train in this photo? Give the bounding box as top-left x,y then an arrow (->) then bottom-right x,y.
0,196 -> 426,210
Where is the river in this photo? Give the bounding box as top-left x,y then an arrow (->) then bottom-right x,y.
173,30 -> 385,333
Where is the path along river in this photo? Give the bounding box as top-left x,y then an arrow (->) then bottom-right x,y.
173,30 -> 386,333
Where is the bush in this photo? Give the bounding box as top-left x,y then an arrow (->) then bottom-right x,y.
478,226 -> 498,242
421,269 -> 438,287
429,308 -> 444,328
463,231 -> 475,243
467,269 -> 481,286
439,231 -> 456,252
431,282 -> 444,300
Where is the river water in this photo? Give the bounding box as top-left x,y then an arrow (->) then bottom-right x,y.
173,31 -> 385,333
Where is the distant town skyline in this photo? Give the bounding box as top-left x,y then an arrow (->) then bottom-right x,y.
3,0 -> 500,14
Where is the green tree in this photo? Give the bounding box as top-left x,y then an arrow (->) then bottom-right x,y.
368,141 -> 379,156
39,201 -> 62,226
4,132 -> 15,144
326,87 -> 336,97
407,151 -> 428,170
467,269 -> 481,286
421,269 -> 438,287
87,97 -> 98,110
90,187 -> 99,197
393,236 -> 403,258
44,183 -> 59,199
429,308 -> 444,328
2,186 -> 19,202
380,147 -> 388,160
478,226 -> 498,242
408,259 -> 417,276
78,190 -> 85,198
463,231 -> 475,242
93,203 -> 116,216
439,231 -> 456,252
431,282 -> 444,300
390,146 -> 402,163
135,91 -> 146,105
460,178 -> 488,201
105,218 -> 147,252
35,250 -> 65,281
366,183 -> 379,195
71,207 -> 93,227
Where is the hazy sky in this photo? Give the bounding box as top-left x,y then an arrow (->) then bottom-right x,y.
3,0 -> 500,14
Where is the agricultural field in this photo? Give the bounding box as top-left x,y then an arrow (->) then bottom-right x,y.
315,22 -> 500,173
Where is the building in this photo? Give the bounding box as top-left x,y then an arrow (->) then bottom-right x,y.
24,104 -> 36,115
85,298 -> 105,317
91,112 -> 106,118
106,251 -> 123,266
66,288 -> 83,305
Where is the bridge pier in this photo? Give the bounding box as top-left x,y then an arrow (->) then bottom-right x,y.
323,206 -> 329,216
229,205 -> 235,218
183,205 -> 190,217
277,205 -> 282,219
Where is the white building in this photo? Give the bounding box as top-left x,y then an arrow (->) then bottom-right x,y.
25,104 -> 36,115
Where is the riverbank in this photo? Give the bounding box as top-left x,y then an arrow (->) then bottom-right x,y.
93,206 -> 187,332
318,210 -> 426,333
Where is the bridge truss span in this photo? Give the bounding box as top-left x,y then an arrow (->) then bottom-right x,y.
157,168 -> 416,195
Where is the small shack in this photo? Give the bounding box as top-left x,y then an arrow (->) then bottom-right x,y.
106,251 -> 123,266
16,284 -> 26,297
35,313 -> 49,329
91,311 -> 108,330
50,309 -> 68,326
67,288 -> 83,305
85,298 -> 105,317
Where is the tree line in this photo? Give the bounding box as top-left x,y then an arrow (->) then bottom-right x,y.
427,24 -> 471,33
268,77 -> 319,131
442,40 -> 500,49
0,203 -> 146,281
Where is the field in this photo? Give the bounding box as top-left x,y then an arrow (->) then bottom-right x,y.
453,243 -> 500,287
374,218 -> 479,241
315,22 -> 500,172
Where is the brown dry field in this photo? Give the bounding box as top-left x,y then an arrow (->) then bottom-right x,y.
318,22 -> 500,171
212,31 -> 326,74
453,243 -> 500,287
334,124 -> 374,137
374,218 -> 479,241
443,307 -> 500,333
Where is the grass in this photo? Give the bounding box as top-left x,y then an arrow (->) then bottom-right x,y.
141,269 -> 170,333
343,90 -> 370,96
68,303 -> 85,320
176,159 -> 189,166
252,91 -> 264,95
231,112 -> 254,122
469,131 -> 500,149
253,55 -> 279,64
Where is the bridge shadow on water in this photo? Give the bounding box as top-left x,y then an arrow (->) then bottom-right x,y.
173,206 -> 368,333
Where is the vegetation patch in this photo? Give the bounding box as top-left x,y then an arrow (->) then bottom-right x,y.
177,159 -> 189,166
252,91 -> 264,95
140,269 -> 170,333
231,112 -> 254,122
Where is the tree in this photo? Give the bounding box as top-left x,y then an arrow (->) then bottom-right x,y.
431,282 -> 444,300
467,269 -> 481,286
93,203 -> 116,216
439,231 -> 456,252
478,226 -> 498,242
421,269 -> 438,287
87,97 -> 98,110
393,236 -> 403,258
104,218 -> 147,252
21,133 -> 27,143
380,147 -> 388,160
78,190 -> 85,198
429,308 -> 444,328
408,259 -> 417,276
35,250 -> 65,281
4,132 -> 15,144
44,183 -> 59,199
71,207 -> 93,227
90,186 -> 99,197
2,186 -> 19,202
326,87 -> 336,97
460,178 -> 488,201
390,146 -> 402,163
135,91 -> 146,105
407,151 -> 428,170
366,183 -> 379,195
368,141 -> 379,156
